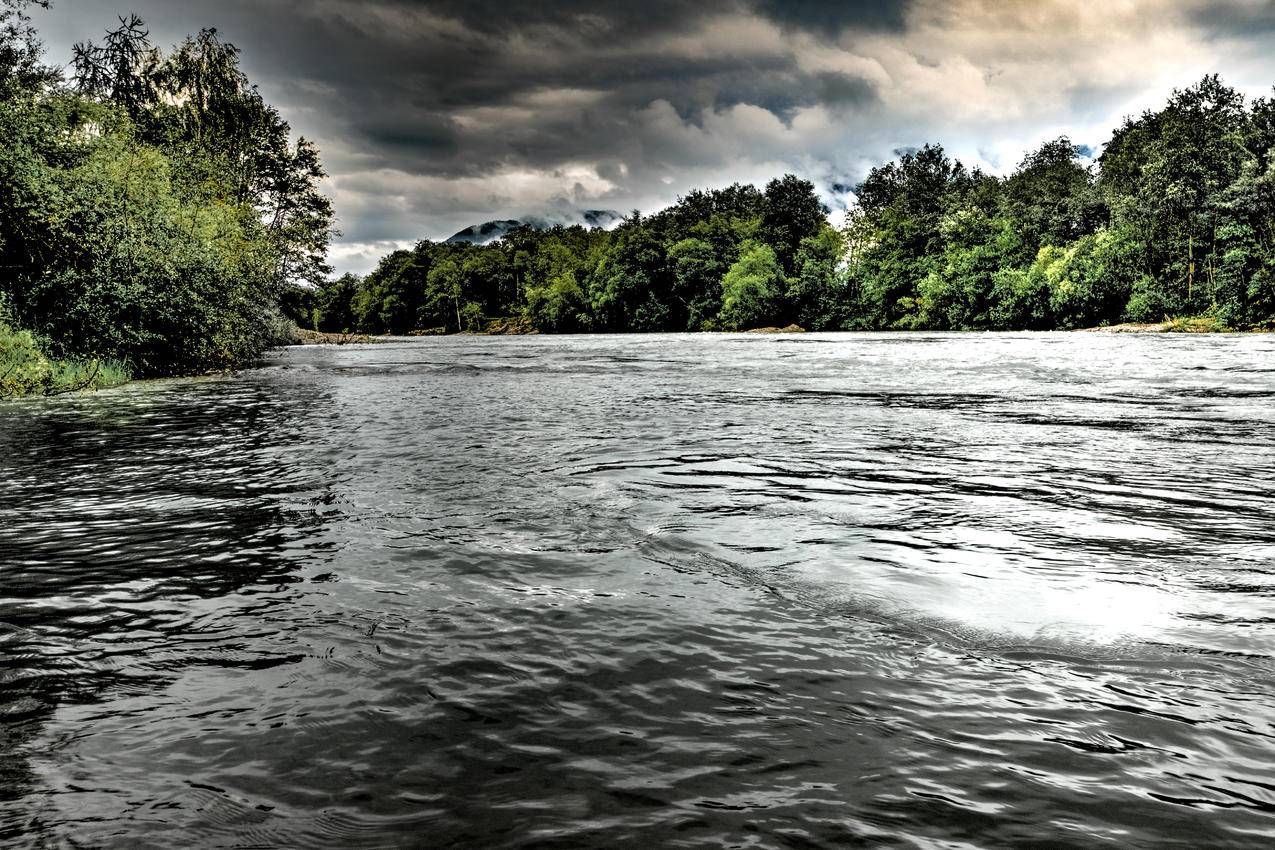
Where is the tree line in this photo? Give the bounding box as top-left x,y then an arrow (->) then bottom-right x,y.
1,0 -> 332,396
302,74 -> 1274,336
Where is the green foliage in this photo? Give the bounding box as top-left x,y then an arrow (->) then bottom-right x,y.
760,174 -> 827,275
1,318 -> 129,398
0,10 -> 333,390
0,0 -> 53,93
787,225 -> 846,330
588,216 -> 673,332
315,273 -> 360,333
0,322 -> 52,397
719,242 -> 785,330
988,265 -> 1051,330
1002,137 -> 1106,263
525,238 -> 589,332
668,237 -> 724,331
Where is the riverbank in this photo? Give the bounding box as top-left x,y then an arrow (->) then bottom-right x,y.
293,329 -> 387,345
747,324 -> 806,333
1079,317 -> 1260,333
0,323 -> 130,399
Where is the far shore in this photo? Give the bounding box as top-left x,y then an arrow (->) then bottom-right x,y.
290,318 -> 1272,345
1078,317 -> 1267,334
292,329 -> 386,345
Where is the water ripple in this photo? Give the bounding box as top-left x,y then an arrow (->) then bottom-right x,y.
2,332 -> 1274,847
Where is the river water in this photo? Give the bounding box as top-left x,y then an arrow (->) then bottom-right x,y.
2,332 -> 1274,848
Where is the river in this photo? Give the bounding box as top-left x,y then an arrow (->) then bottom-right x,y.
2,332 -> 1274,848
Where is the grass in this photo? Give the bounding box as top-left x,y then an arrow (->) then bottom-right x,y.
0,323 -> 131,399
1163,315 -> 1232,333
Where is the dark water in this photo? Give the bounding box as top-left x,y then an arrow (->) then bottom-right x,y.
2,333 -> 1275,849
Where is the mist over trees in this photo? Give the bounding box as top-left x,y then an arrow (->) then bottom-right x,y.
310,74 -> 1274,336
0,0 -> 332,394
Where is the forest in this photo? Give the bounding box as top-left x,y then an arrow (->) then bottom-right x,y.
303,74 -> 1275,338
0,0 -> 332,396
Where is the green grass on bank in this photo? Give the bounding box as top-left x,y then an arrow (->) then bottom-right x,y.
1,323 -> 131,399
1164,316 -> 1234,333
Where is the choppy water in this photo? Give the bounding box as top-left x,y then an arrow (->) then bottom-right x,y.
2,332 -> 1275,848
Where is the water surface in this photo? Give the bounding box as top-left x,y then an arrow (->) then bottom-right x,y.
2,332 -> 1274,848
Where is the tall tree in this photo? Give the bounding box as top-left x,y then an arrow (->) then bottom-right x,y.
760,174 -> 826,276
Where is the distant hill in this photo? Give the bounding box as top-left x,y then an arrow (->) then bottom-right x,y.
445,209 -> 623,244
445,219 -> 524,245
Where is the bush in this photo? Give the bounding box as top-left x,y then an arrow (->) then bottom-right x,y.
1123,275 -> 1179,323
0,323 -> 52,396
0,321 -> 130,398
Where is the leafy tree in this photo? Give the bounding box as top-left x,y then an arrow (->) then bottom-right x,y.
1,0 -> 52,92
1100,75 -> 1251,316
719,242 -> 785,330
587,215 -> 672,331
851,144 -> 959,327
787,224 -> 845,330
524,237 -> 589,332
668,237 -> 724,331
425,255 -> 464,332
315,273 -> 360,333
0,10 -> 333,383
1002,137 -> 1105,263
760,174 -> 827,275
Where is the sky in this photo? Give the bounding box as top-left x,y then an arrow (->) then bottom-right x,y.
30,0 -> 1275,276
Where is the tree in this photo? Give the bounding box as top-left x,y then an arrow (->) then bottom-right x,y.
587,215 -> 672,331
787,224 -> 845,330
425,255 -> 464,332
760,174 -> 827,275
71,14 -> 158,118
1002,137 -> 1105,263
315,273 -> 360,333
0,0 -> 52,92
524,236 -> 589,332
668,237 -> 724,331
1100,75 -> 1251,316
850,144 -> 959,327
719,242 -> 785,330
0,13 -> 335,377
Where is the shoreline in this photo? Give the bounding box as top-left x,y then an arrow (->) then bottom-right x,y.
289,320 -> 1267,342
291,329 -> 388,345
1077,318 -> 1266,334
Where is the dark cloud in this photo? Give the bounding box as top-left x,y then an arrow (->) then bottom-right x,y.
57,0 -> 884,182
1188,1 -> 1275,37
814,72 -> 879,108
30,0 -> 1275,273
379,0 -> 719,37
752,0 -> 912,36
39,0 -> 895,163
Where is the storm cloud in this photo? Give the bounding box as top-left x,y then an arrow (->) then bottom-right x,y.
32,0 -> 1275,273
